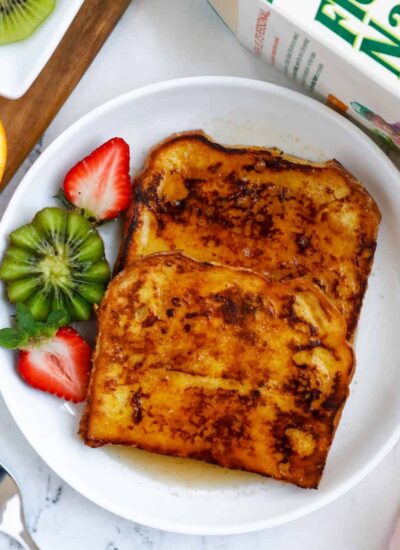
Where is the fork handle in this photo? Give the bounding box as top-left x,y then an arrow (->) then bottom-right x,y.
15,528 -> 40,550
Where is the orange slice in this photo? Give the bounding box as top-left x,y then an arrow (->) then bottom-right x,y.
0,121 -> 7,185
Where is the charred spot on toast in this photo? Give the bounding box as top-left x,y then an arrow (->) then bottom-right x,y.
211,287 -> 259,325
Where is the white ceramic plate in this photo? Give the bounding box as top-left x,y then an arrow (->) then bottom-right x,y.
0,0 -> 84,99
0,77 -> 399,535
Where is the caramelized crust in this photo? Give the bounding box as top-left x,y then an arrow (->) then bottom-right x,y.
82,253 -> 354,489
115,132 -> 381,339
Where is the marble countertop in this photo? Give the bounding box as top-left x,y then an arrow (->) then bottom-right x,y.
1,1 -> 399,549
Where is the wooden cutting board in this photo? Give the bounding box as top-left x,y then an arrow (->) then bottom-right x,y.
0,0 -> 131,190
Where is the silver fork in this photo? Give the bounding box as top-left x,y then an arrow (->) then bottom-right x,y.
0,462 -> 39,549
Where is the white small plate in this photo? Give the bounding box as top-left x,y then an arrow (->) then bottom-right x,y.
0,0 -> 84,99
0,77 -> 399,535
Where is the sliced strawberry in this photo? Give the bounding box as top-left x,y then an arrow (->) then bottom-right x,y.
17,327 -> 92,403
63,137 -> 132,221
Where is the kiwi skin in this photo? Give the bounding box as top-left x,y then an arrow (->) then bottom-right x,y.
0,0 -> 56,46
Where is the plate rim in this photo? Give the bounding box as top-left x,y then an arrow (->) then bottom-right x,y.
1,76 -> 399,535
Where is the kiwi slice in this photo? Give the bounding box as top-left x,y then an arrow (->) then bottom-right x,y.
0,207 -> 111,321
0,0 -> 55,46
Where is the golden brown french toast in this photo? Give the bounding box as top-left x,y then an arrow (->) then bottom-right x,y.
82,253 -> 354,489
115,132 -> 381,338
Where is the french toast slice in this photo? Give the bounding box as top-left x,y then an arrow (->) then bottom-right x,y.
115,132 -> 381,339
82,253 -> 354,489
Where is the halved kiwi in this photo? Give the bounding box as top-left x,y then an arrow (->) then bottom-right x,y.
0,0 -> 55,46
0,207 -> 111,321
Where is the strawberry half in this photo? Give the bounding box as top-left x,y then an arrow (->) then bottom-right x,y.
63,137 -> 131,222
18,327 -> 91,403
0,304 -> 92,403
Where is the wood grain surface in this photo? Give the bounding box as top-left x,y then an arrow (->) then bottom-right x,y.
0,0 -> 131,189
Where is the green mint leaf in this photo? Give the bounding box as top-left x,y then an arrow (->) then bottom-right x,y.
15,303 -> 36,334
47,310 -> 70,330
0,328 -> 22,349
30,321 -> 47,338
